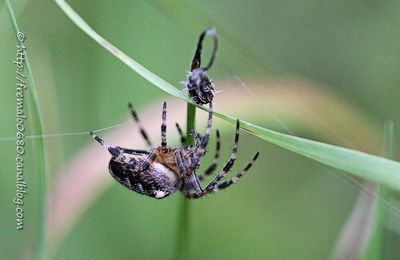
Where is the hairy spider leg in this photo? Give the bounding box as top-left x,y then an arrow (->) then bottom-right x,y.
175,123 -> 221,182
90,131 -> 123,158
190,129 -> 202,148
204,120 -> 240,189
198,129 -> 221,181
128,102 -> 153,147
138,149 -> 157,172
161,101 -> 167,148
90,131 -> 155,172
186,120 -> 241,199
188,151 -> 260,199
177,150 -> 202,194
188,102 -> 213,175
214,151 -> 260,191
120,148 -> 150,155
191,28 -> 218,71
175,123 -> 187,146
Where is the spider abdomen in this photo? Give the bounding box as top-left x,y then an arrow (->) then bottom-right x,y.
109,159 -> 181,199
187,69 -> 215,105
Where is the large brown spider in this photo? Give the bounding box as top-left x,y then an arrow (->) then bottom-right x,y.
90,102 -> 259,199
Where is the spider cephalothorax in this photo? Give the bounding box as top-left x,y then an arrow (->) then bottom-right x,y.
90,102 -> 259,199
185,28 -> 218,105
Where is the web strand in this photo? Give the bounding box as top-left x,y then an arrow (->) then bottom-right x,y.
0,122 -> 129,142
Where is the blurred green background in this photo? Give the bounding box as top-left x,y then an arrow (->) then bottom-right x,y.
1,0 -> 400,259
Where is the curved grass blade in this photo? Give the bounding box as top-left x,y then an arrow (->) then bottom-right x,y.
55,0 -> 400,191
363,120 -> 394,259
6,0 -> 47,259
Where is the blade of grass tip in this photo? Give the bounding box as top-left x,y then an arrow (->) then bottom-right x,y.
363,120 -> 394,259
6,1 -> 47,259
176,103 -> 196,260
55,0 -> 400,192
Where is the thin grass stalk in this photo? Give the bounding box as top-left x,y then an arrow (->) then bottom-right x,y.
176,103 -> 196,259
363,120 -> 394,259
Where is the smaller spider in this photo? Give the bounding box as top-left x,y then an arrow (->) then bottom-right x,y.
90,102 -> 259,199
185,28 -> 218,105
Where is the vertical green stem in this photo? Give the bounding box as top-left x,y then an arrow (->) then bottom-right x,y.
186,103 -> 197,146
176,103 -> 196,260
363,120 -> 394,259
177,196 -> 191,260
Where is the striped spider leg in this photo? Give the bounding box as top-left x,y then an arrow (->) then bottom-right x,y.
184,118 -> 260,199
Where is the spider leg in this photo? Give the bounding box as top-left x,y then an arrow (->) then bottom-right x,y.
187,151 -> 259,199
205,120 -> 240,189
161,101 -> 167,148
91,131 -> 155,175
188,102 -> 213,174
185,120 -> 240,199
191,28 -> 218,71
190,129 -> 202,148
128,103 -> 153,147
120,148 -> 150,155
138,149 -> 157,172
90,131 -> 123,157
213,152 -> 259,191
198,130 -> 220,181
175,123 -> 187,146
177,151 -> 203,195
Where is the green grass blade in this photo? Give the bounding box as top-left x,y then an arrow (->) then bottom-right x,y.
55,0 -> 400,191
363,120 -> 394,259
5,0 -> 47,259
176,103 -> 196,260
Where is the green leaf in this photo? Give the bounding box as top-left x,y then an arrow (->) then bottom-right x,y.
55,0 -> 400,191
363,121 -> 394,259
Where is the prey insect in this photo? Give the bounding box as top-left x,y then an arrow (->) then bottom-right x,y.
185,28 -> 218,105
90,102 -> 259,199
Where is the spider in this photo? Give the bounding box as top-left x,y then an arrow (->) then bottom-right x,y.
185,28 -> 218,105
90,102 -> 259,199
